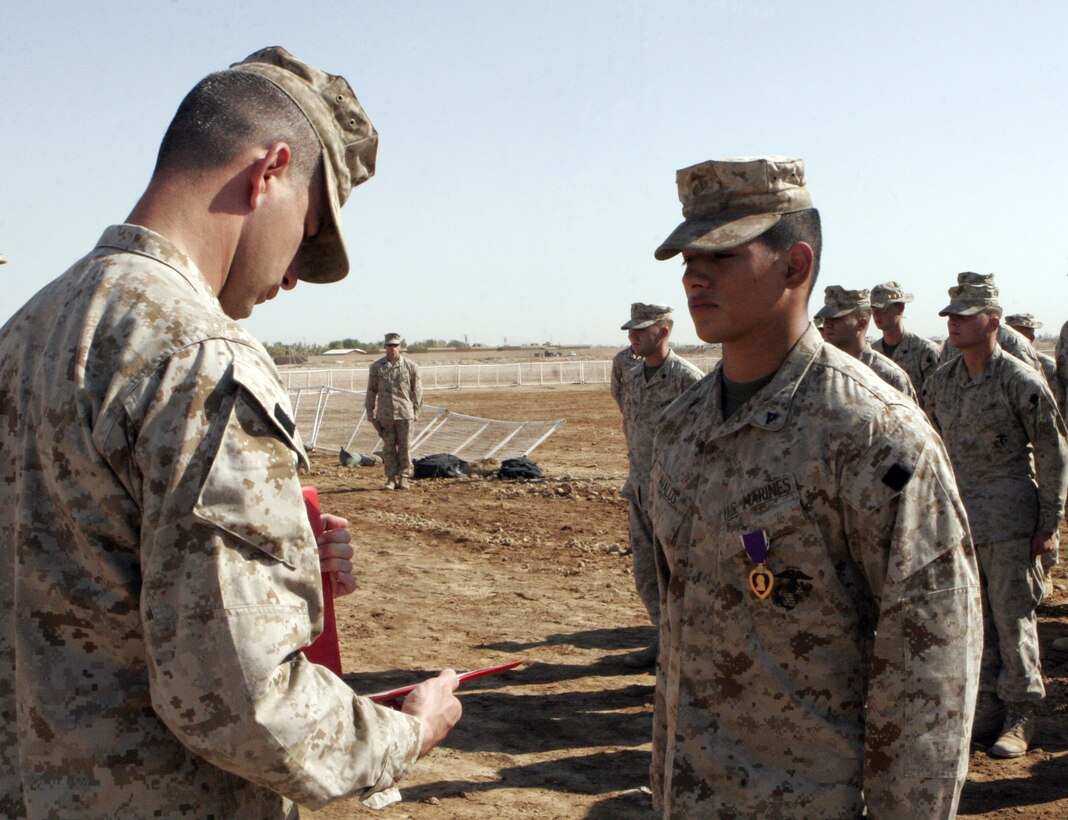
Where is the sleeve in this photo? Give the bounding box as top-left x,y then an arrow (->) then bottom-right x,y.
1057,324 -> 1068,412
410,362 -> 423,413
922,370 -> 942,433
839,409 -> 980,819
611,356 -> 625,407
1012,373 -> 1068,533
364,362 -> 379,416
135,341 -> 422,809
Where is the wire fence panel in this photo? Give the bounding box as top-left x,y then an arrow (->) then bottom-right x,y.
278,356 -> 718,391
287,387 -> 565,461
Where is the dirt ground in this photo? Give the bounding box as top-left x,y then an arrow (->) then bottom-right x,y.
304,384 -> 1068,819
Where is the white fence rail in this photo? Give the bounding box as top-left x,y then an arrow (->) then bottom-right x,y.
289,387 -> 565,461
280,356 -> 719,391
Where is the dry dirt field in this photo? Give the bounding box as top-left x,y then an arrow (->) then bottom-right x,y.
304,384 -> 1068,819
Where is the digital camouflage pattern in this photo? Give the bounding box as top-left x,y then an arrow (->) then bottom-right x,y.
611,347 -> 642,409
620,351 -> 704,624
857,343 -> 918,402
365,356 -> 423,422
872,330 -> 941,398
938,323 -> 1046,381
649,326 -> 980,818
1038,351 -> 1059,409
1055,319 -> 1068,411
0,226 -> 422,818
925,345 -> 1067,705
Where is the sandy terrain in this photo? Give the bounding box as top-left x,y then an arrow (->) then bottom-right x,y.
303,384 -> 1068,819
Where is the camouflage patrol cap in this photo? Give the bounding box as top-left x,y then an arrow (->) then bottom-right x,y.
1005,313 -> 1042,329
939,283 -> 1002,316
384,332 -> 402,346
956,271 -> 996,288
621,302 -> 673,330
870,281 -> 914,308
654,157 -> 813,260
230,46 -> 378,285
814,286 -> 871,319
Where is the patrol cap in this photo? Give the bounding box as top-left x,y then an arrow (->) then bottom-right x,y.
654,157 -> 813,261
956,271 -> 996,287
384,332 -> 402,346
870,281 -> 914,308
621,302 -> 673,330
230,46 -> 378,285
814,286 -> 871,320
939,283 -> 1002,316
1005,313 -> 1042,329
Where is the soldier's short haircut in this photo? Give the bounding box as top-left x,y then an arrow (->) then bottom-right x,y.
756,209 -> 823,289
154,71 -> 321,183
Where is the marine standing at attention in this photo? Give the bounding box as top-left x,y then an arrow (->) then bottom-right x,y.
617,303 -> 703,669
365,332 -> 423,490
0,47 -> 461,818
870,280 -> 941,400
925,282 -> 1067,759
648,156 -> 980,817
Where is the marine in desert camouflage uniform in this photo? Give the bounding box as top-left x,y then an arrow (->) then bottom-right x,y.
611,346 -> 642,412
649,156 -> 980,817
815,285 -> 918,402
870,280 -> 941,400
1006,313 -> 1059,409
0,48 -> 459,818
617,303 -> 703,669
938,273 -> 1046,379
365,333 -> 423,490
925,283 -> 1067,759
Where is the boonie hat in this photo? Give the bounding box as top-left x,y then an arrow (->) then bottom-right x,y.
1004,313 -> 1042,329
814,286 -> 871,320
654,157 -> 813,261
939,284 -> 1002,316
621,303 -> 673,330
231,46 -> 378,285
870,281 -> 914,308
384,333 -> 402,346
956,271 -> 996,287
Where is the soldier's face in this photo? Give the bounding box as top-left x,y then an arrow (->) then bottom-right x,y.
681,241 -> 786,345
628,325 -> 662,358
872,303 -> 904,331
946,312 -> 997,349
385,344 -> 401,361
820,312 -> 865,349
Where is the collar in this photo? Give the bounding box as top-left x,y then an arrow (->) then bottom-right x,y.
95,224 -> 218,306
709,323 -> 821,437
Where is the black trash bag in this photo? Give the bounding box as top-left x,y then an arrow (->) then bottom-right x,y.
413,453 -> 470,479
497,456 -> 542,479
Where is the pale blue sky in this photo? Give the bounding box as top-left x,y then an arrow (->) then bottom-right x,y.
3,0 -> 1067,346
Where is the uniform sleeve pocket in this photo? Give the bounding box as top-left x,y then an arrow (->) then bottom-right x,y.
192,374 -> 312,570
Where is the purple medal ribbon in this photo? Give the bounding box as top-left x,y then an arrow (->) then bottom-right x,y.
741,530 -> 770,564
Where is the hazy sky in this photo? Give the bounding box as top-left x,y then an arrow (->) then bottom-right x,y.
3,0 -> 1068,347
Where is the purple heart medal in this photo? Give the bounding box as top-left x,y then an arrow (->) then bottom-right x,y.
742,530 -> 774,600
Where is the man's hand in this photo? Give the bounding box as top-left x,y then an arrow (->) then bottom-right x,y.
1031,528 -> 1057,559
401,669 -> 462,757
318,513 -> 356,597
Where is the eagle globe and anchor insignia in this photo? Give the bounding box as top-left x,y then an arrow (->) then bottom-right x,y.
742,530 -> 774,600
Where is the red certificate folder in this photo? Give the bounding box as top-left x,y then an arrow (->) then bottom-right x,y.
300,486 -> 343,676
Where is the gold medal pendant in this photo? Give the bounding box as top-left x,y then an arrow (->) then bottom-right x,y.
749,563 -> 774,600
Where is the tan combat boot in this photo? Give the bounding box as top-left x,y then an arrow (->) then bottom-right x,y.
383,478 -> 396,490
989,702 -> 1036,758
396,476 -> 410,490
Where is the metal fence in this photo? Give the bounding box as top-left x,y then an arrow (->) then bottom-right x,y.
280,356 -> 719,391
289,387 -> 565,460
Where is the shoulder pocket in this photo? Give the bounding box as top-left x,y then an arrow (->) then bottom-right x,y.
192,361 -> 312,568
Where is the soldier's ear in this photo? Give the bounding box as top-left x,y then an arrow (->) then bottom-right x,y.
783,241 -> 814,292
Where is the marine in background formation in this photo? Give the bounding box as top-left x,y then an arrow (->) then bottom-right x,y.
649,156 -> 979,817
925,281 -> 1068,759
815,285 -> 918,402
1005,313 -> 1059,409
617,303 -> 703,669
0,47 -> 460,818
365,333 -> 424,490
870,280 -> 941,399
610,346 -> 643,412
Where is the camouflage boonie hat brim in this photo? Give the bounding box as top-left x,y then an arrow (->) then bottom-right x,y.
939,283 -> 1001,316
870,281 -> 914,309
654,157 -> 812,261
814,286 -> 871,320
1005,313 -> 1042,329
231,46 -> 378,285
621,302 -> 673,330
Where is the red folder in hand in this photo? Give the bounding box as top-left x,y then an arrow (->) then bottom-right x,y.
300,486 -> 343,676
366,660 -> 524,704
